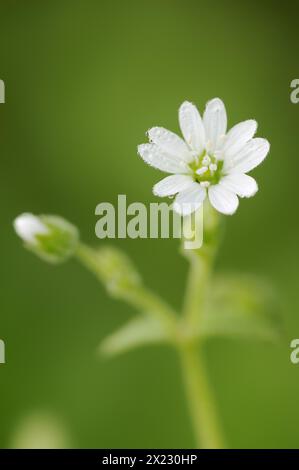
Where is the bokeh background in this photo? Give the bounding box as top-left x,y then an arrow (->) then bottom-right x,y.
0,0 -> 298,448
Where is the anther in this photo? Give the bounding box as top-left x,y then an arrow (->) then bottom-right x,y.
202,156 -> 211,166
195,166 -> 208,176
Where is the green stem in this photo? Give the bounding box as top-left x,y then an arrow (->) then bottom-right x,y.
76,243 -> 177,333
120,287 -> 177,327
183,251 -> 211,329
179,341 -> 225,449
179,206 -> 225,448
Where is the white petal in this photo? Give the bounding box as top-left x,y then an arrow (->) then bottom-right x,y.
138,143 -> 191,174
203,98 -> 227,151
224,138 -> 270,174
208,184 -> 239,215
179,101 -> 206,155
173,182 -> 206,216
220,174 -> 258,198
223,120 -> 257,157
153,175 -> 194,197
147,127 -> 193,163
14,213 -> 48,243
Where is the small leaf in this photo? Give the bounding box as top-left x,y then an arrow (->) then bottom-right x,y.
93,246 -> 142,295
99,315 -> 169,357
200,273 -> 281,342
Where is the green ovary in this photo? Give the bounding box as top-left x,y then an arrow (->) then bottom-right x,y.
189,152 -> 224,185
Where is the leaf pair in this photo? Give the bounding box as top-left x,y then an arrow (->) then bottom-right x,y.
99,273 -> 281,357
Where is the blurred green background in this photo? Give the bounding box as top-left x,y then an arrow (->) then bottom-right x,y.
0,0 -> 299,448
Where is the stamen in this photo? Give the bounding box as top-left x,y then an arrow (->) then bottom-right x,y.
195,166 -> 208,176
202,155 -> 211,166
200,181 -> 210,188
209,163 -> 217,172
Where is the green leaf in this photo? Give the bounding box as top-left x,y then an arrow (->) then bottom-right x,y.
200,273 -> 281,342
99,315 -> 169,357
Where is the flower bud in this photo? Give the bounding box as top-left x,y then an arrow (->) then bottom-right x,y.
13,213 -> 79,263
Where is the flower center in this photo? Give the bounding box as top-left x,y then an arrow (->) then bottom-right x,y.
189,152 -> 223,187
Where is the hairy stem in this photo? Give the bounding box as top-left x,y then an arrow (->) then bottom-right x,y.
179,341 -> 225,449
76,243 -> 177,333
183,251 -> 211,329
180,206 -> 225,448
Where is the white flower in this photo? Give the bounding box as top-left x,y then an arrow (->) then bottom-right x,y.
13,213 -> 79,263
14,213 -> 49,244
138,98 -> 270,215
